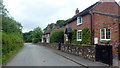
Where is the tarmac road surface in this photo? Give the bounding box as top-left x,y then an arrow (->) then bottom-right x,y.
5,43 -> 81,66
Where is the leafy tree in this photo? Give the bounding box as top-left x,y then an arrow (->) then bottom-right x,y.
32,27 -> 43,43
43,20 -> 66,32
23,31 -> 33,42
55,20 -> 66,27
32,38 -> 39,43
1,5 -> 23,63
23,27 -> 43,43
50,30 -> 64,43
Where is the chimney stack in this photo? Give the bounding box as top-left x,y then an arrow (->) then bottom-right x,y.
52,24 -> 56,29
75,8 -> 79,15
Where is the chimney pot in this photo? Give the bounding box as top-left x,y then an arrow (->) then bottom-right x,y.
75,8 -> 79,15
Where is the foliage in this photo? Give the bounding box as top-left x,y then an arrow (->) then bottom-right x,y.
65,28 -> 94,45
32,27 -> 43,41
2,45 -> 23,63
100,40 -> 110,44
2,29 -> 23,56
55,20 -> 66,28
72,29 -> 82,44
43,20 -> 66,32
23,27 -> 43,43
2,16 -> 22,33
72,40 -> 82,44
32,38 -> 39,43
23,31 -> 33,42
118,44 -> 120,53
43,23 -> 55,32
65,29 -> 81,44
50,30 -> 64,43
1,5 -> 23,64
71,29 -> 77,43
81,28 -> 91,45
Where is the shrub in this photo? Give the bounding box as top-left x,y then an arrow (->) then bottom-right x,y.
118,44 -> 120,53
32,38 -> 39,43
50,30 -> 64,43
65,28 -> 94,45
2,32 -> 23,56
81,28 -> 91,45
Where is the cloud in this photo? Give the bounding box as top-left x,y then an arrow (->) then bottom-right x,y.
3,0 -> 120,32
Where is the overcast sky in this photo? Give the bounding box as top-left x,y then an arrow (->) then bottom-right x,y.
3,0 -> 120,33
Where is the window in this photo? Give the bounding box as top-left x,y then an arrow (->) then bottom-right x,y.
66,24 -> 68,28
66,34 -> 68,41
100,28 -> 111,41
77,16 -> 82,25
77,30 -> 82,41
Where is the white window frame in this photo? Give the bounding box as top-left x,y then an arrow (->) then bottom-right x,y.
77,30 -> 82,41
66,34 -> 68,41
100,28 -> 111,41
77,16 -> 82,25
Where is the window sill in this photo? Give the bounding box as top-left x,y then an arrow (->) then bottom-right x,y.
77,23 -> 82,26
77,39 -> 82,41
66,39 -> 68,41
100,39 -> 111,41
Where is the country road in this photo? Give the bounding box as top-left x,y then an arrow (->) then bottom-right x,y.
5,43 -> 81,66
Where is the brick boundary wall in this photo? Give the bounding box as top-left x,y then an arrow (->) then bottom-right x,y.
38,43 -> 95,61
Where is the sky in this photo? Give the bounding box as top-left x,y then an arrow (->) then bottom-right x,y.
3,0 -> 120,33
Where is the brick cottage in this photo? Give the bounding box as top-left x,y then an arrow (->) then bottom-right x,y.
64,0 -> 120,63
42,23 -> 62,43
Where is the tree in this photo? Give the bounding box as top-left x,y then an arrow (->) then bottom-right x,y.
2,16 -> 22,33
32,27 -> 43,43
2,5 -> 23,63
43,20 -> 66,32
23,27 -> 43,43
55,20 -> 66,27
23,31 -> 33,42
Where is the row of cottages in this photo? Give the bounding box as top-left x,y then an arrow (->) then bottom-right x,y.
42,23 -> 62,43
64,0 -> 120,55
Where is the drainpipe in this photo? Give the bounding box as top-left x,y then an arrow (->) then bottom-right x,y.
119,23 -> 120,43
89,11 -> 93,45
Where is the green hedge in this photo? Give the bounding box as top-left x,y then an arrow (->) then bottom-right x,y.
71,29 -> 82,44
32,38 -> 39,43
50,30 -> 64,43
2,32 -> 23,63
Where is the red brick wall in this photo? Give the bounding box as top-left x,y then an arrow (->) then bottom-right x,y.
93,14 -> 119,44
92,2 -> 120,44
92,2 -> 120,57
67,14 -> 91,30
64,14 -> 92,42
91,2 -> 119,15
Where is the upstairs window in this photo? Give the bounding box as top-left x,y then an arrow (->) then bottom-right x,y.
100,28 -> 111,41
77,30 -> 82,41
77,16 -> 82,25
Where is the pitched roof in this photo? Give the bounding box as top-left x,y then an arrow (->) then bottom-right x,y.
44,27 -> 62,34
93,11 -> 120,18
44,29 -> 53,34
64,2 -> 100,26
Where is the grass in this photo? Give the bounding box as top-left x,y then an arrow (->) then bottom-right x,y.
2,46 -> 23,64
